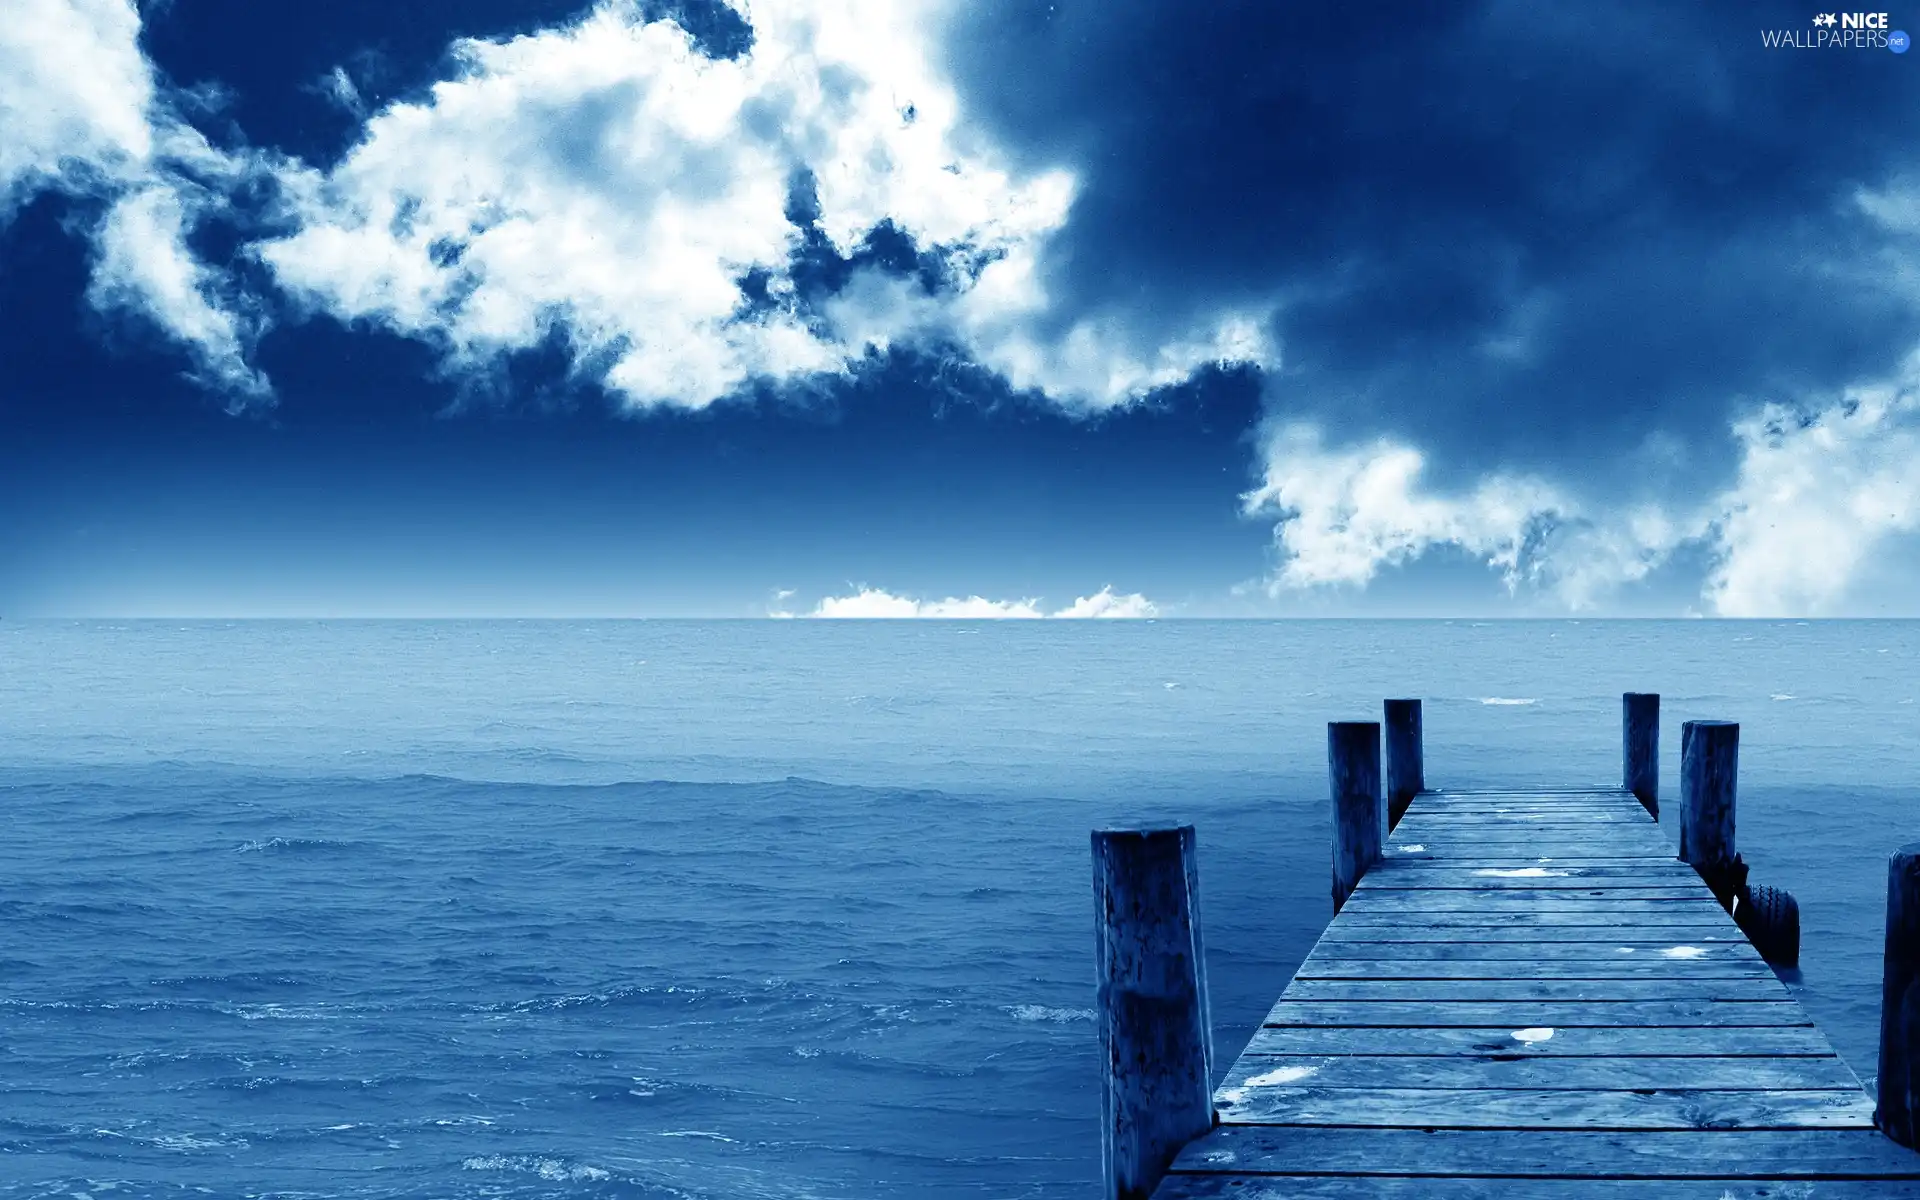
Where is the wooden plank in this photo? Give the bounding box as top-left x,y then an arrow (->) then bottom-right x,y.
1263,1000 -> 1810,1027
1383,839 -> 1676,854
1164,1126 -> 1920,1178
1380,855 -> 1684,865
1320,920 -> 1740,939
1424,789 -> 1632,797
1397,810 -> 1655,821
1320,917 -> 1743,936
1238,1024 -> 1841,1057
1211,1085 -> 1876,1129
1148,773 -> 1900,1200
1158,1175 -> 1920,1198
1367,863 -> 1701,877
1296,958 -> 1775,981
1302,940 -> 1765,962
1391,820 -> 1659,832
1342,894 -> 1724,911
1358,879 -> 1714,893
1277,977 -> 1791,1002
1400,811 -> 1647,821
1218,1053 -> 1862,1091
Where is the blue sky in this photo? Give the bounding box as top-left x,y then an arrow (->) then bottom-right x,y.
4,0 -> 1919,617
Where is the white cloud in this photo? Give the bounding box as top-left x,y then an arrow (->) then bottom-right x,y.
794,585 -> 1158,618
1052,586 -> 1161,619
1246,360 -> 1920,616
89,184 -> 269,396
1241,423 -> 1577,593
257,0 -> 1273,411
1705,372 -> 1920,616
0,0 -> 269,400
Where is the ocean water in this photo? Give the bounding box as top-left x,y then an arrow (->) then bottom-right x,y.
0,619 -> 1916,1199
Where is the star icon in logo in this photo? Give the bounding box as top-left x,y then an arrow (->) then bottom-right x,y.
1813,12 -> 1838,25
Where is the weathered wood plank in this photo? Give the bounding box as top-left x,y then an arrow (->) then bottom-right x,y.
1399,811 -> 1647,821
1423,788 -> 1633,797
1263,1000 -> 1809,1027
1366,864 -> 1702,880
1147,764 -> 1895,1200
1165,1126 -> 1920,1178
1385,836 -> 1674,851
1218,1053 -> 1862,1091
1399,818 -> 1653,828
1396,809 -> 1650,820
1360,878 -> 1711,891
1378,853 -> 1685,866
1296,957 -> 1774,980
1158,1176 -> 1920,1199
1278,977 -> 1790,1002
1302,939 -> 1764,961
1342,893 -> 1723,911
1326,916 -> 1738,935
1212,1085 -> 1876,1130
1237,1024 -> 1840,1057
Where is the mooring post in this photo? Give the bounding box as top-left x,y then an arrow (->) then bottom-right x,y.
1329,721 -> 1384,913
1623,692 -> 1659,818
1679,720 -> 1744,908
1878,844 -> 1920,1147
1092,824 -> 1215,1200
1383,698 -> 1424,832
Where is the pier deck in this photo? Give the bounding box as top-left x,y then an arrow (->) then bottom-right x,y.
1151,786 -> 1920,1198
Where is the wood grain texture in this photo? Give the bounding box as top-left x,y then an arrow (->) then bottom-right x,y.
1141,775 -> 1915,1197
1218,1053 -> 1862,1091
1212,1085 -> 1875,1129
1236,1023 -> 1841,1057
1158,1176 -> 1920,1199
1092,825 -> 1214,1200
1166,1126 -> 1920,1177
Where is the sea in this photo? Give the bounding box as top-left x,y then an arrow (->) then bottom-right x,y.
0,619 -> 1916,1199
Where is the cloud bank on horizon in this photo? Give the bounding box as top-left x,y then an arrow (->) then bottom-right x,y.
4,0 -> 1919,617
785,586 -> 1159,619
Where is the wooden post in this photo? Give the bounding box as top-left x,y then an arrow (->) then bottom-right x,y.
1329,721 -> 1384,913
1623,692 -> 1659,819
1679,720 -> 1740,903
1093,824 -> 1215,1200
1383,698 -> 1424,832
1877,843 -> 1920,1148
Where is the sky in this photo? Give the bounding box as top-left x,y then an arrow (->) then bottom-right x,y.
3,0 -> 1919,617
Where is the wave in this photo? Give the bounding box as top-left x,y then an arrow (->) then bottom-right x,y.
1004,1004 -> 1094,1023
234,836 -> 364,854
1480,697 -> 1539,706
461,1154 -> 611,1182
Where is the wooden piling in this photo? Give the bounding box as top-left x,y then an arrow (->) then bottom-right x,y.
1876,842 -> 1920,1148
1092,824 -> 1215,1200
1679,720 -> 1739,887
1623,692 -> 1659,818
1329,721 -> 1384,913
1383,699 -> 1424,832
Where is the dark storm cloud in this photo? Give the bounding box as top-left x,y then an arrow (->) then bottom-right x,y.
941,0 -> 1920,490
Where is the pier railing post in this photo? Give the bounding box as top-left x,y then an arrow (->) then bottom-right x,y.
1877,843 -> 1920,1148
1680,720 -> 1744,908
1329,721 -> 1384,913
1623,692 -> 1659,818
1384,699 -> 1424,832
1092,824 -> 1215,1200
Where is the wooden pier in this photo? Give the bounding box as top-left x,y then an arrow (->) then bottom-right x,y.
1093,697 -> 1920,1199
